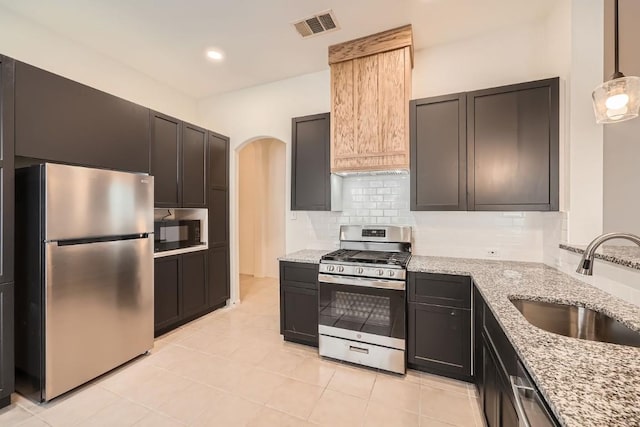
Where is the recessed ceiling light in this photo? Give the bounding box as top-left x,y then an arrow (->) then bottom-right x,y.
206,49 -> 224,61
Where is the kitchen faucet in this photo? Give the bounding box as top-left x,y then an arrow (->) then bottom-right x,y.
576,232 -> 640,275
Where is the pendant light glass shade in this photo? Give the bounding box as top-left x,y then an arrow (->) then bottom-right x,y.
593,0 -> 640,124
592,75 -> 640,123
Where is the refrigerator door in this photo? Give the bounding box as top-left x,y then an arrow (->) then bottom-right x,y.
44,236 -> 153,401
44,163 -> 153,241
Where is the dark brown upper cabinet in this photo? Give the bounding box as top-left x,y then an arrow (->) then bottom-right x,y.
291,113 -> 331,211
181,123 -> 207,207
410,78 -> 559,212
14,61 -> 150,173
410,93 -> 467,211
150,112 -> 207,208
208,131 -> 229,190
150,112 -> 180,207
467,78 -> 559,211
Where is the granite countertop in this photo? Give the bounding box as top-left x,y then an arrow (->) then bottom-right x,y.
560,243 -> 640,271
408,256 -> 640,427
278,249 -> 329,264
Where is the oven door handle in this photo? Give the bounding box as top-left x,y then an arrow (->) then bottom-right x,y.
318,273 -> 405,290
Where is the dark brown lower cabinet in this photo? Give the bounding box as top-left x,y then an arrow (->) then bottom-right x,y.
154,251 -> 209,336
407,272 -> 472,381
208,246 -> 230,307
154,256 -> 181,333
408,302 -> 471,380
475,285 -> 558,427
279,261 -> 318,347
482,342 -> 500,427
181,251 -> 208,318
0,282 -> 14,408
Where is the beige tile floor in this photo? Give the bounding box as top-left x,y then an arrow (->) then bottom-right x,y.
0,275 -> 485,427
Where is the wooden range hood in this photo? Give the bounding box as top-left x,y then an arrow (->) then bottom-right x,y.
329,25 -> 413,173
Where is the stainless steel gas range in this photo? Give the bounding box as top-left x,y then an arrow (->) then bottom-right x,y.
318,225 -> 412,374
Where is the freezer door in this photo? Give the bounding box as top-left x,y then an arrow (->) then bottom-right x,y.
44,163 -> 153,241
44,236 -> 153,401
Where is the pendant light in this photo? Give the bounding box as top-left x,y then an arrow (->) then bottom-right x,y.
592,0 -> 640,124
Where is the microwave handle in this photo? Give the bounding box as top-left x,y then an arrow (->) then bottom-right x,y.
510,376 -> 534,427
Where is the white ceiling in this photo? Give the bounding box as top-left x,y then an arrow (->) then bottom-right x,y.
0,0 -> 558,99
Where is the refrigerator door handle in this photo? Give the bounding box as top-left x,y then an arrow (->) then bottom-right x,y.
55,233 -> 150,246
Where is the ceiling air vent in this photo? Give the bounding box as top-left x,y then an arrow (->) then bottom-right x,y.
292,10 -> 340,38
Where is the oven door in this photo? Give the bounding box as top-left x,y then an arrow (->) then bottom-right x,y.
318,273 -> 405,350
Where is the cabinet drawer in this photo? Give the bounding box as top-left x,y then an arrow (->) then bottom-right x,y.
408,273 -> 471,308
280,261 -> 318,290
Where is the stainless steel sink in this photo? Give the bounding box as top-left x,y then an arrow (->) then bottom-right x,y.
510,299 -> 640,348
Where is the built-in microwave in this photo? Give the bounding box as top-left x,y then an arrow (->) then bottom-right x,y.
154,219 -> 202,252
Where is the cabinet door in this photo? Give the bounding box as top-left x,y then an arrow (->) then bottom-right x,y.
14,61 -> 149,173
467,78 -> 559,211
207,132 -> 229,309
209,189 -> 228,246
483,341 -> 500,427
291,113 -> 331,211
0,57 -> 14,285
150,112 -> 181,207
280,285 -> 318,346
410,93 -> 466,211
474,286 -> 484,398
0,282 -> 14,407
408,302 -> 471,379
378,47 -> 410,168
208,132 -> 228,189
181,251 -> 208,318
154,256 -> 181,334
208,246 -> 229,307
182,124 -> 207,207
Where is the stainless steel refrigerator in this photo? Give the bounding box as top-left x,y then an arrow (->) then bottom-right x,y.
15,163 -> 154,402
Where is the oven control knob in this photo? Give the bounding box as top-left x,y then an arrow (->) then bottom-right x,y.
388,270 -> 395,277
377,269 -> 384,276
337,266 -> 344,273
356,267 -> 364,274
328,265 -> 335,272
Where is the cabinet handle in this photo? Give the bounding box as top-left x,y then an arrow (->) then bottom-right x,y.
450,311 -> 456,316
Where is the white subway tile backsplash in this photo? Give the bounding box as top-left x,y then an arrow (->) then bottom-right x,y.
300,173 -> 545,262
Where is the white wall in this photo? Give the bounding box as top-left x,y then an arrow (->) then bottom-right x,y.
0,5 -> 198,123
197,17 -> 574,303
239,144 -> 257,275
238,139 -> 286,279
603,0 -> 640,237
566,0 -> 605,244
412,20 -> 554,98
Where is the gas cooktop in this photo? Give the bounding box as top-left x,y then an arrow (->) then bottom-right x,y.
321,249 -> 411,267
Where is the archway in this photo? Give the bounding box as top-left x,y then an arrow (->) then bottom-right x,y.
237,137 -> 286,300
